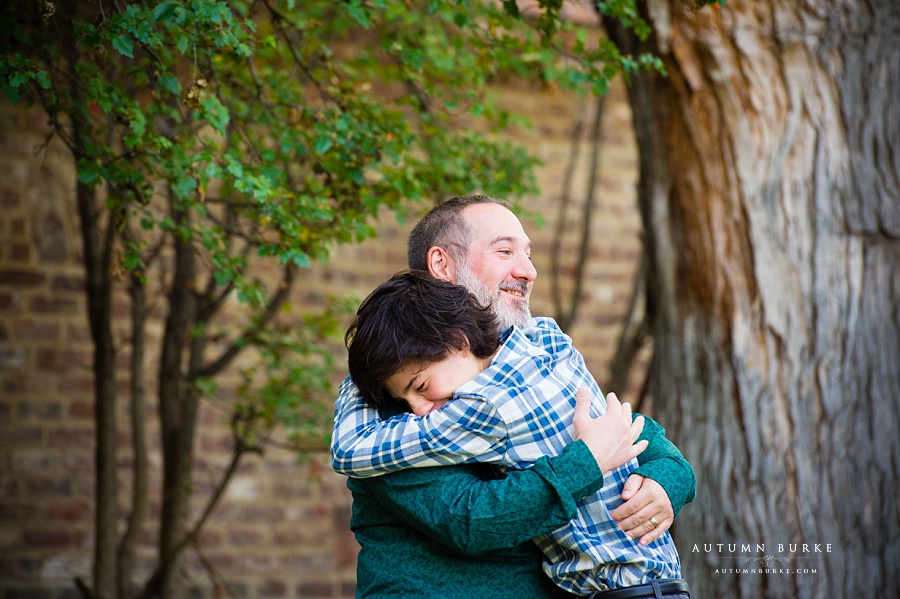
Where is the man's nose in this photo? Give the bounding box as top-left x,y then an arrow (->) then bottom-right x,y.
514,254 -> 537,282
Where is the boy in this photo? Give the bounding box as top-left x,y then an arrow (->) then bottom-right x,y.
333,271 -> 687,595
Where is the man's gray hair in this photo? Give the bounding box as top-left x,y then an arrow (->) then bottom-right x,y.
407,195 -> 511,270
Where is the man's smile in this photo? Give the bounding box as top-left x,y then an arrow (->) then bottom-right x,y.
499,282 -> 529,300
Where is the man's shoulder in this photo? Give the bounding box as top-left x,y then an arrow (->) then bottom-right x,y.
516,317 -> 571,354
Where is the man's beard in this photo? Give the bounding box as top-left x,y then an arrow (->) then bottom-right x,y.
456,260 -> 531,333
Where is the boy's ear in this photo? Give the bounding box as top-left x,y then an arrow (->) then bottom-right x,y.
426,246 -> 457,283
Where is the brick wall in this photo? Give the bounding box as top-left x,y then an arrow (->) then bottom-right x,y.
0,75 -> 643,599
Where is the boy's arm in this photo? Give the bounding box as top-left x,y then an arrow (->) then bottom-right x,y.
632,413 -> 696,516
357,440 -> 604,555
331,376 -> 509,478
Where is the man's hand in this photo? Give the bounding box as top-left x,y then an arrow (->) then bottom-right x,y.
573,389 -> 647,474
611,474 -> 675,546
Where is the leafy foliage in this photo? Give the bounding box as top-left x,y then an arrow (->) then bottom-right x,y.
1,0 -> 662,444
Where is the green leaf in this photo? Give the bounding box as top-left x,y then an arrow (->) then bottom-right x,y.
314,136 -> 333,154
1,81 -> 20,105
112,35 -> 134,58
153,1 -> 177,21
158,73 -> 181,95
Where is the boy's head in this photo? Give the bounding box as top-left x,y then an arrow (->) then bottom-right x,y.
345,270 -> 501,409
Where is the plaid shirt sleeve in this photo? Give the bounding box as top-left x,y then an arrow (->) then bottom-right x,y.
330,375 -> 512,478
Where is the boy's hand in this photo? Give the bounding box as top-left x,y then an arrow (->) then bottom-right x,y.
573,388 -> 647,474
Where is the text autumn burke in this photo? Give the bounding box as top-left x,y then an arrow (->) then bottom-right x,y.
692,544 -> 832,553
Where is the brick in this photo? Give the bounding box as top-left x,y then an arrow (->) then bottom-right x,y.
0,187 -> 20,208
227,528 -> 265,547
272,529 -> 304,546
9,218 -> 26,236
66,324 -> 91,342
240,553 -> 274,573
11,449 -> 60,471
238,505 -> 283,524
0,501 -> 39,521
0,426 -> 42,446
205,552 -> 236,571
35,347 -> 88,370
21,529 -> 79,549
58,587 -> 85,599
196,529 -> 223,548
339,581 -> 356,598
287,553 -> 333,574
61,451 -> 92,471
50,275 -> 84,292
0,345 -> 27,368
0,478 -> 20,497
9,243 -> 30,261
2,372 -> 55,395
0,291 -> 22,312
220,581 -> 249,599
47,427 -> 93,447
67,399 -> 94,419
13,320 -> 60,341
24,476 -> 72,497
295,582 -> 334,598
258,580 -> 287,598
16,401 -> 62,420
0,269 -> 46,287
27,296 -> 80,315
34,212 -> 68,263
4,586 -> 52,599
58,374 -> 95,395
45,498 -> 91,522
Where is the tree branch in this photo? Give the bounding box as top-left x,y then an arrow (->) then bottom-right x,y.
193,264 -> 296,380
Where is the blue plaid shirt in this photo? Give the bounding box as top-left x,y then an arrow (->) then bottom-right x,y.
331,317 -> 681,593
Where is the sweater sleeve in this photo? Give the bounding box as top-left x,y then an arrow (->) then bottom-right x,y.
357,440 -> 604,555
632,413 -> 696,517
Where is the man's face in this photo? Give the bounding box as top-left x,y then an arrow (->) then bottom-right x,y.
454,203 -> 537,331
384,350 -> 485,417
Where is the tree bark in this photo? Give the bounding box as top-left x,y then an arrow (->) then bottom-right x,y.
60,0 -> 118,595
157,197 -> 198,597
119,264 -> 149,599
633,1 -> 900,597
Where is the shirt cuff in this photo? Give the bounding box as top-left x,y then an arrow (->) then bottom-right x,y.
534,440 -> 604,501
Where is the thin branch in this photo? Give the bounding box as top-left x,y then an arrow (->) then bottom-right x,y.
193,263 -> 296,380
263,435 -> 331,455
607,253 -> 650,397
140,437 -> 261,599
117,224 -> 150,599
551,93 -> 587,323
189,540 -> 243,599
552,92 -> 606,331
565,92 -> 606,327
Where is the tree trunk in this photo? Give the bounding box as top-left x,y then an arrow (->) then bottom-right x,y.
157,199 -> 198,597
119,266 -> 149,599
61,0 -> 118,594
634,1 -> 900,597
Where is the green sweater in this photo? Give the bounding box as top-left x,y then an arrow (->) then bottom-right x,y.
348,410 -> 695,598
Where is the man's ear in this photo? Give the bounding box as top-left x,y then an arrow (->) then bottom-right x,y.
426,246 -> 457,283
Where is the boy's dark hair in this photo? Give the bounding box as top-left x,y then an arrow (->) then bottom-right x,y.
345,270 -> 501,407
407,195 -> 511,271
